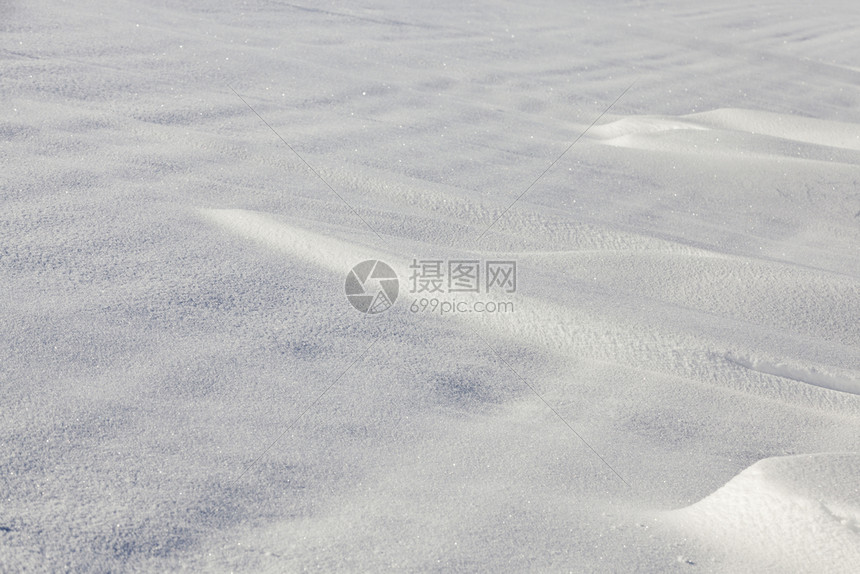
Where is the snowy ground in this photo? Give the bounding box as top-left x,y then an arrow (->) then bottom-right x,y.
2,1 -> 860,571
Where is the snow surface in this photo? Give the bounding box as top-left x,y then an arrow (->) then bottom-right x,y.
662,453 -> 860,572
2,0 -> 860,571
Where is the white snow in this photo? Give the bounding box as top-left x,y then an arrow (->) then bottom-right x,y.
2,0 -> 860,572
661,453 -> 860,572
727,352 -> 860,396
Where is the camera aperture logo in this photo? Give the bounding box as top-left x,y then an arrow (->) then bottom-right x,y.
345,260 -> 399,314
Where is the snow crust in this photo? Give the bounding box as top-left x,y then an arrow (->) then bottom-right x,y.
663,453 -> 860,573
2,0 -> 860,571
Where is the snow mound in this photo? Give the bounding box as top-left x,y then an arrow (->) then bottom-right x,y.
591,108 -> 860,155
590,115 -> 709,142
200,208 -> 382,272
662,453 -> 860,572
691,108 -> 860,151
727,352 -> 860,396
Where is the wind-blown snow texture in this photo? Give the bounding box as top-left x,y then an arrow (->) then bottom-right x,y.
2,1 -> 860,572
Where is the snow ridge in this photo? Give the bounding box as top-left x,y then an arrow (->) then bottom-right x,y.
726,352 -> 860,396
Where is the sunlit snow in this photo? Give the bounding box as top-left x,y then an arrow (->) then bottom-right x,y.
2,1 -> 859,571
